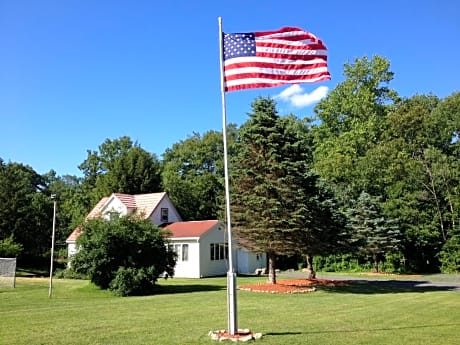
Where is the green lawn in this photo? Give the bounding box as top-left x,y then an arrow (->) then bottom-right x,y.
1,275 -> 459,345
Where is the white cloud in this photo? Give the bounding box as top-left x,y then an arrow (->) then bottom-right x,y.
275,85 -> 329,108
276,84 -> 303,100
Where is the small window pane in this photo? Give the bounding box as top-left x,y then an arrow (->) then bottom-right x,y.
161,208 -> 169,223
210,244 -> 215,260
182,244 -> 188,261
219,244 -> 224,260
174,244 -> 181,260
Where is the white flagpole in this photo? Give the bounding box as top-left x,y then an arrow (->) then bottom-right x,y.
218,16 -> 238,335
49,194 -> 57,298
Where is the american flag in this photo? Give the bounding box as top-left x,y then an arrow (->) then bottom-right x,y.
222,27 -> 330,92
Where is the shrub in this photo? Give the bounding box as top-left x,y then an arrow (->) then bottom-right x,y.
313,253 -> 405,273
380,252 -> 407,273
54,268 -> 87,280
109,267 -> 157,296
71,215 -> 176,295
439,235 -> 460,273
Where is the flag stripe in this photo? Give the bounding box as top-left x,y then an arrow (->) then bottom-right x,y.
224,56 -> 327,65
225,75 -> 330,92
225,71 -> 330,85
224,59 -> 327,76
224,65 -> 329,80
256,39 -> 327,50
223,27 -> 330,92
254,27 -> 319,40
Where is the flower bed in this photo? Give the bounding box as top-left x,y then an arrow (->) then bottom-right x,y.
239,278 -> 348,294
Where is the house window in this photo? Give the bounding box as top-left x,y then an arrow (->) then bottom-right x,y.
161,208 -> 169,223
210,244 -> 215,261
174,244 -> 181,257
173,243 -> 188,262
108,211 -> 119,221
210,243 -> 228,261
182,244 -> 188,261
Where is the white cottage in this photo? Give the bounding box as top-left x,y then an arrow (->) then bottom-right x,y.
66,192 -> 266,278
164,220 -> 265,278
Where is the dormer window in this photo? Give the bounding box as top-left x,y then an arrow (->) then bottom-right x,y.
161,208 -> 169,223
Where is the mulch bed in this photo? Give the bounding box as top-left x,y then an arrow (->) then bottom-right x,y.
239,278 -> 348,294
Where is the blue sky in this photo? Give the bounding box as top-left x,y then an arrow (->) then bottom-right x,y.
1,1 -> 459,177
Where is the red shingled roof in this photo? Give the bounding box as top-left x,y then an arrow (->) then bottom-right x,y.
164,220 -> 220,238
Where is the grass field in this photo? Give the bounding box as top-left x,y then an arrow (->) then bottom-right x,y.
1,275 -> 459,345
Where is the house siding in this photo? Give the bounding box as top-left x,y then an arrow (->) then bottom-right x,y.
101,196 -> 127,218
149,197 -> 182,224
236,248 -> 266,274
170,239 -> 201,278
169,223 -> 267,278
68,242 -> 78,258
198,224 -> 230,277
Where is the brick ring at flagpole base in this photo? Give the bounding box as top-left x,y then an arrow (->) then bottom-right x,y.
208,329 -> 263,342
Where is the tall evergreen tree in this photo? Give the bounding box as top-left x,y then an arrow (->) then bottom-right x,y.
231,97 -> 343,283
346,191 -> 401,272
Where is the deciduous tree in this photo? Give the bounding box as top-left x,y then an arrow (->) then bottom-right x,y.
0,159 -> 52,261
79,136 -> 162,204
162,128 -> 236,220
312,55 -> 399,202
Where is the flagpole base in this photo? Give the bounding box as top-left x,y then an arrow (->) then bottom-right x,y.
209,329 -> 263,342
227,271 -> 238,334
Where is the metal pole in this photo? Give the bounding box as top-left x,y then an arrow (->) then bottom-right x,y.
218,16 -> 238,335
49,195 -> 57,298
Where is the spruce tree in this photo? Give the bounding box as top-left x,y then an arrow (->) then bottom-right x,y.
346,191 -> 401,272
231,97 -> 344,283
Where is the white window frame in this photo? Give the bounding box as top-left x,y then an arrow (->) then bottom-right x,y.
161,208 -> 169,223
174,243 -> 188,262
210,243 -> 228,261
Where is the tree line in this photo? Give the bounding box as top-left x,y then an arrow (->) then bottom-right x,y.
0,56 -> 458,275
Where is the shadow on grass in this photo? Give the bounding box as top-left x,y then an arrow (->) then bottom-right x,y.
265,322 -> 460,337
152,284 -> 225,295
317,279 -> 459,294
264,331 -> 303,336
